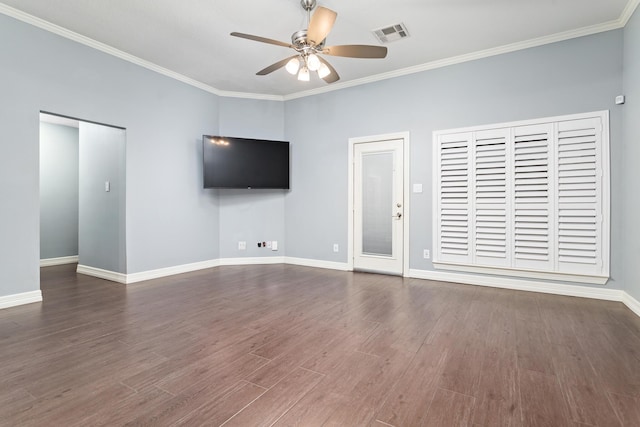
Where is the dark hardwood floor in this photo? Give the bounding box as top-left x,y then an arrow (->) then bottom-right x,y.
1,263 -> 640,426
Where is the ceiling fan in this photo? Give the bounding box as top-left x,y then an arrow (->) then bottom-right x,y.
230,0 -> 388,84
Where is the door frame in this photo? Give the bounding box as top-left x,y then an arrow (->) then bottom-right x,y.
39,111 -> 128,281
348,131 -> 411,276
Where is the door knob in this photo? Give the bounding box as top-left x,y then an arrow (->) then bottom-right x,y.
393,212 -> 402,219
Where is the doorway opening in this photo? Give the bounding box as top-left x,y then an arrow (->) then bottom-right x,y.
39,111 -> 127,282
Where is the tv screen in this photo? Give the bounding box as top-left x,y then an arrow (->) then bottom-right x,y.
203,135 -> 290,189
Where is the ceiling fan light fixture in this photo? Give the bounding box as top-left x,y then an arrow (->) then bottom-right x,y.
317,62 -> 331,78
307,53 -> 321,71
232,2 -> 387,85
285,57 -> 300,74
298,66 -> 310,81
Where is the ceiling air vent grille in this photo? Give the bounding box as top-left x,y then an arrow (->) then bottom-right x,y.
373,23 -> 409,44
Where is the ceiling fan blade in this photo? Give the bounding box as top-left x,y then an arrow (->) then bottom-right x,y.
307,6 -> 337,46
230,32 -> 292,48
322,45 -> 388,59
318,57 -> 340,84
256,55 -> 299,76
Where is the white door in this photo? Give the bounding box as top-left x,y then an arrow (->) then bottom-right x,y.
353,139 -> 404,275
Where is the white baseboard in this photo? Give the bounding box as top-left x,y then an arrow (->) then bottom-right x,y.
124,256 -> 345,285
126,259 -> 221,284
408,268 -> 623,301
218,256 -> 286,266
409,268 -> 640,318
40,255 -> 78,267
622,291 -> 640,318
284,257 -> 350,271
66,258 -> 639,320
76,264 -> 127,284
0,290 -> 43,309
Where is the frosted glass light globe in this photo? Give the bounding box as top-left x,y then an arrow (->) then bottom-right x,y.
286,57 -> 300,75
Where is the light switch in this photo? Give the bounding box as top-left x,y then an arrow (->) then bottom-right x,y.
105,181 -> 110,192
413,183 -> 423,193
272,241 -> 278,251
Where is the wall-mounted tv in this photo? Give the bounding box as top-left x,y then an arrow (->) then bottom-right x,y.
203,135 -> 290,189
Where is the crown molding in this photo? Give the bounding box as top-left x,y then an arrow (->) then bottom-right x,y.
216,90 -> 284,102
0,2 -> 223,96
283,19 -> 624,101
620,0 -> 640,26
1,1 -> 636,102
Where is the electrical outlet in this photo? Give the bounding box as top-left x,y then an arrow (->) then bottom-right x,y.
272,241 -> 278,251
423,249 -> 430,259
238,241 -> 246,250
266,241 -> 272,249
333,244 -> 339,253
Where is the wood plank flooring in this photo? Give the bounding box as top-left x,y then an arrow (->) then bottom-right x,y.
1,263 -> 639,426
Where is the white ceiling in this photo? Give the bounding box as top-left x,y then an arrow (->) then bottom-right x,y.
1,0 -> 636,98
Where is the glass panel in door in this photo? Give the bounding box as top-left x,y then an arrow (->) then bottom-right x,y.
362,152 -> 393,256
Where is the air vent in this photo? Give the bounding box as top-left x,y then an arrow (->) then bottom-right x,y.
373,23 -> 410,44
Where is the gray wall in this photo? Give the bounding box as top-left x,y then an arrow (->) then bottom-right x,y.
39,122 -> 79,260
623,8 -> 640,301
78,123 -> 126,273
217,97 -> 287,258
0,13 -> 220,298
1,8 -> 637,300
284,30 -> 625,290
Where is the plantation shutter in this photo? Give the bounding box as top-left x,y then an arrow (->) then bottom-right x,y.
436,132 -> 471,264
556,118 -> 604,276
473,129 -> 510,267
433,111 -> 609,284
512,124 -> 554,271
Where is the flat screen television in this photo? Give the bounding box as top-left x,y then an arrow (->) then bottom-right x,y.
203,135 -> 290,189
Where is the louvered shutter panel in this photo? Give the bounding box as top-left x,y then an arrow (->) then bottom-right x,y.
436,132 -> 471,263
473,129 -> 510,267
556,118 -> 604,276
512,124 -> 554,271
434,111 -> 608,283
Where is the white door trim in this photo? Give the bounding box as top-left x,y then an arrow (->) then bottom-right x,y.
348,131 -> 411,276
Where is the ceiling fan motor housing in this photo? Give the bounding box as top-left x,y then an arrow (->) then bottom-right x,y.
292,30 -> 325,51
292,30 -> 308,48
300,0 -> 317,12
